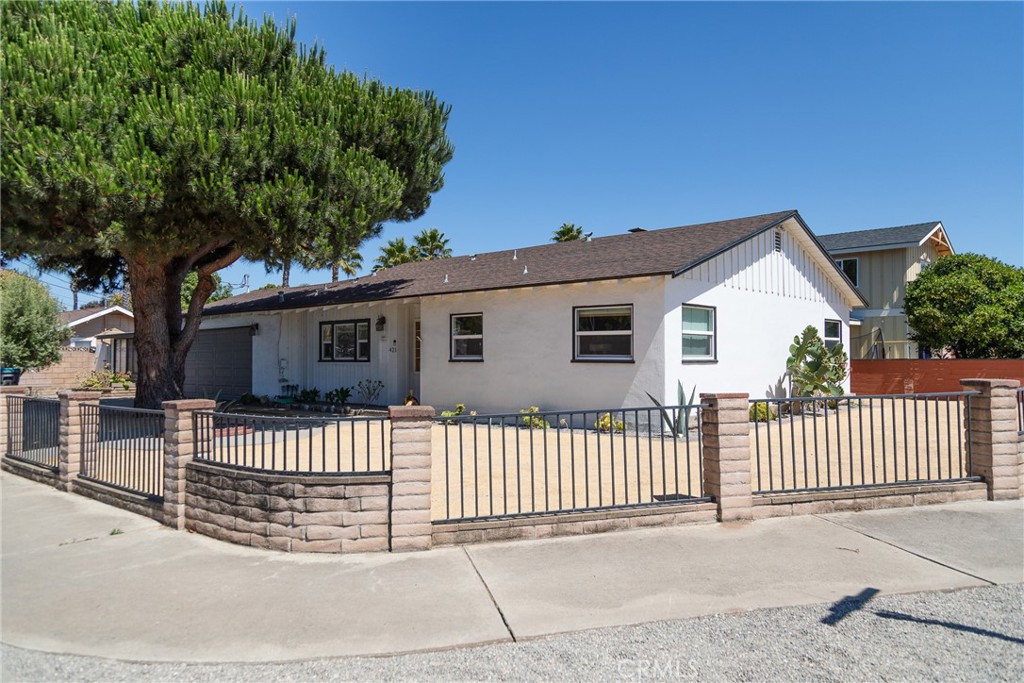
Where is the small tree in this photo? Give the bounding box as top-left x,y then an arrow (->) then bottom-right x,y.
552,223 -> 585,242
373,238 -> 420,271
904,254 -> 1024,359
786,325 -> 848,398
0,271 -> 70,369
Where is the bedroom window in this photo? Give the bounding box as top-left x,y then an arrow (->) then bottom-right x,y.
451,313 -> 483,360
319,320 -> 370,362
574,305 -> 633,361
682,305 -> 716,361
824,319 -> 842,350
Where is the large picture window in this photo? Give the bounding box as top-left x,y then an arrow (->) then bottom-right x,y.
319,320 -> 370,362
574,305 -> 633,361
682,305 -> 716,361
451,313 -> 483,361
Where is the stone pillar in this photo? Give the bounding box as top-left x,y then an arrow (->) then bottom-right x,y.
57,390 -> 102,491
162,399 -> 216,529
701,393 -> 752,522
961,379 -> 1022,501
388,405 -> 435,552
0,386 -> 28,457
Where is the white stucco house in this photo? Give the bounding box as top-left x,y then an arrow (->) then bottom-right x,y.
194,210 -> 866,410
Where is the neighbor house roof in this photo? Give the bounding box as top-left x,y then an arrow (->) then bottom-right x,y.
60,305 -> 134,328
205,209 -> 866,317
818,222 -> 953,256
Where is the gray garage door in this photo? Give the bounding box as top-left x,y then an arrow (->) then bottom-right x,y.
184,327 -> 253,399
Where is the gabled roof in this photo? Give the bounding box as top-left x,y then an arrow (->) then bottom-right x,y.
818,222 -> 953,256
61,305 -> 133,328
205,209 -> 865,316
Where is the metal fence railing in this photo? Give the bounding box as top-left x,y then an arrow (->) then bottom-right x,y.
435,405 -> 708,523
80,403 -> 165,499
192,411 -> 390,474
1017,387 -> 1024,434
749,392 -> 979,494
5,395 -> 60,469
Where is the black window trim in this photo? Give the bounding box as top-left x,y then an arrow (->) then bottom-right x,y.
572,303 -> 635,363
318,319 -> 371,363
834,257 -> 859,287
450,312 -> 484,362
681,303 -> 717,363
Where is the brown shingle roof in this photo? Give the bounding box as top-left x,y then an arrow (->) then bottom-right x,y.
205,210 -> 800,316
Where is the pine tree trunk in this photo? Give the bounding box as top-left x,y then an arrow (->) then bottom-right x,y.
129,262 -> 185,409
331,263 -> 339,282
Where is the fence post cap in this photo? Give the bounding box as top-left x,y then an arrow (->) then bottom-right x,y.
0,386 -> 28,395
161,398 -> 217,411
699,393 -> 749,401
388,405 -> 436,420
56,389 -> 103,400
959,378 -> 1021,389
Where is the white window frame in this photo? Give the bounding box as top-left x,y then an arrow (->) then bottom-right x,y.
824,319 -> 842,350
450,313 -> 483,361
574,305 -> 633,362
319,320 -> 370,362
834,258 -> 859,287
681,304 -> 716,362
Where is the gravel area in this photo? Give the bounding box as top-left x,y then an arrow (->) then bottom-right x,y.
3,584 -> 1022,682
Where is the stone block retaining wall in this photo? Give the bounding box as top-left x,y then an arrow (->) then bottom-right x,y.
185,461 -> 391,553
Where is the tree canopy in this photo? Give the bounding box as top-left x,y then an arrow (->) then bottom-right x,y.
373,228 -> 452,271
903,254 -> 1024,359
1,0 -> 453,406
552,223 -> 585,242
0,271 -> 70,369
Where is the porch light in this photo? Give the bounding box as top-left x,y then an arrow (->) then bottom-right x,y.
375,315 -> 386,332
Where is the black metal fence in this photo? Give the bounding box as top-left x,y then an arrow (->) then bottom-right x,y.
436,405 -> 707,522
749,392 -> 979,494
5,395 -> 60,469
1017,387 -> 1023,434
80,403 -> 165,499
192,411 -> 390,474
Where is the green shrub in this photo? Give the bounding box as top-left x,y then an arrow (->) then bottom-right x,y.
325,387 -> 352,405
748,403 -> 777,422
594,412 -> 625,433
297,387 -> 320,403
80,368 -> 132,390
519,406 -> 550,429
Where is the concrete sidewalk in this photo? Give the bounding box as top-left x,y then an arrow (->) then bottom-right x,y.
1,472 -> 1021,663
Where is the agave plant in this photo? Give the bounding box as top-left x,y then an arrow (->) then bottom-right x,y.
645,380 -> 698,440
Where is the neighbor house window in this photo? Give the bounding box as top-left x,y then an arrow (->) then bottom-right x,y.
574,305 -> 633,361
834,258 -> 858,287
682,305 -> 716,361
319,320 -> 370,362
451,313 -> 483,360
824,319 -> 842,350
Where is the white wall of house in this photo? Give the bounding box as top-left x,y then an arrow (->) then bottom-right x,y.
664,225 -> 852,402
420,277 -> 667,414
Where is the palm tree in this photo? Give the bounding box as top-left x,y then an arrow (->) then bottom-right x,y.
373,238 -> 419,271
414,228 -> 452,260
552,223 -> 585,242
332,247 -> 363,282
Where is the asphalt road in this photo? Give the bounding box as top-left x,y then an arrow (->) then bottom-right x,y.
3,583 -> 1022,682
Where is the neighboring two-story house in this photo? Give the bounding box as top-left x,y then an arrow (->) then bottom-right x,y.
818,222 -> 954,359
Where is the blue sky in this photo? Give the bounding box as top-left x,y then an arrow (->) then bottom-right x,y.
37,1 -> 1024,306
